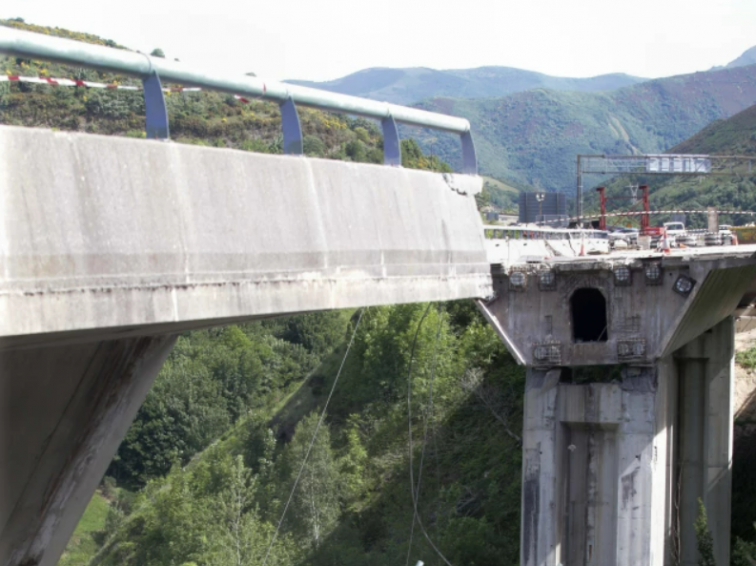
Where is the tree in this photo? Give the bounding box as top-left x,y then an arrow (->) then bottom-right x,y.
284,412 -> 341,549
150,48 -> 165,58
204,456 -> 265,566
694,498 -> 716,566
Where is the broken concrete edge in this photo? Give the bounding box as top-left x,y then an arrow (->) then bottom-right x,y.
474,298 -> 526,365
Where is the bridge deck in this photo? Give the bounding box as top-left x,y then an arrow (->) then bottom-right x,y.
0,126 -> 491,347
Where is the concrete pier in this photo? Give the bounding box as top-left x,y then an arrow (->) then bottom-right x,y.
478,251 -> 755,565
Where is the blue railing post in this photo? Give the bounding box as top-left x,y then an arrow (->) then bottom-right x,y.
280,97 -> 303,155
460,130 -> 477,175
381,115 -> 401,166
142,72 -> 169,140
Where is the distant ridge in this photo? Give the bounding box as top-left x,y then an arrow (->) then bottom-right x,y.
727,45 -> 756,69
595,102 -> 756,220
288,66 -> 647,105
413,64 -> 756,191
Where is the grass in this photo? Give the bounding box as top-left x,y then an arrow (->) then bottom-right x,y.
737,347 -> 756,370
58,491 -> 110,566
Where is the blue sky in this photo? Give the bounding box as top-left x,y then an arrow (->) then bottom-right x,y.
4,0 -> 756,82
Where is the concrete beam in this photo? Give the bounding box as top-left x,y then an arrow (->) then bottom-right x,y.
0,126 -> 492,344
674,317 -> 734,566
482,256 -> 756,367
0,334 -> 176,566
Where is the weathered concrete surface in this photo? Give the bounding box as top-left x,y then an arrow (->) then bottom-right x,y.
481,251 -> 746,565
0,335 -> 176,566
519,328 -> 733,566
478,253 -> 756,367
521,367 -> 671,566
674,318 -> 734,566
0,126 -> 493,566
0,126 -> 492,344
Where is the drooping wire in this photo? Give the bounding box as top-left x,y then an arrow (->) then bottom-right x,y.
406,304 -> 444,566
261,308 -> 365,566
405,303 -> 455,566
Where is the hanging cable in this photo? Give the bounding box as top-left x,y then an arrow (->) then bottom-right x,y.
261,308 -> 366,566
405,303 -> 455,566
406,304 -> 443,566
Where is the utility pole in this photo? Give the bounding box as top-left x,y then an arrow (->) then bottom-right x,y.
576,155 -> 582,226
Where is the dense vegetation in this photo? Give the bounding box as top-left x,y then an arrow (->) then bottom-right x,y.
583,103 -> 756,229
413,65 -> 756,191
84,304 -> 523,566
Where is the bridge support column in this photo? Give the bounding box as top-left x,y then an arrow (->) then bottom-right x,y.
518,318 -> 734,566
0,334 -> 177,566
674,317 -> 734,566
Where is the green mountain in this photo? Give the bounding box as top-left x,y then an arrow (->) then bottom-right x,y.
289,66 -> 646,105
414,63 -> 756,191
585,102 -> 756,228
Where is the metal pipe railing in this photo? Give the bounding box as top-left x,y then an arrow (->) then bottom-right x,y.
0,26 -> 478,173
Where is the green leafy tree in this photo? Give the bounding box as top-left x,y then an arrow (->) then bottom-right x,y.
694,498 -> 716,566
150,48 -> 165,58
284,412 -> 341,549
338,414 -> 369,508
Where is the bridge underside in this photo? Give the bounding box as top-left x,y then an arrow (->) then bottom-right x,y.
0,126 -> 492,566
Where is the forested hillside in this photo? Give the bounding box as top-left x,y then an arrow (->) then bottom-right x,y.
415,64 -> 756,191
585,102 -> 756,227
0,19 -> 451,173
291,44 -> 756,105
86,305 -> 523,566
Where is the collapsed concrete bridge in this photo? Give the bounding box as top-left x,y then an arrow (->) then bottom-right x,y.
4,23 -> 756,566
0,125 -> 491,566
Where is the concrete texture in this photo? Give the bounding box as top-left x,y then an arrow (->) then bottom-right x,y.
518,322 -> 734,566
674,318 -> 734,566
0,335 -> 176,566
478,254 -> 756,367
0,125 -> 492,344
0,126 -> 493,566
480,248 -> 749,565
521,367 -> 671,566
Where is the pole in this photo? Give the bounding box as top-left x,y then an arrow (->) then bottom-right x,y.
576,155 -> 583,226
597,187 -> 607,231
641,185 -> 650,232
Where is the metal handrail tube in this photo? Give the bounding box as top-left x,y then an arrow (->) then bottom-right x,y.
0,26 -> 470,134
